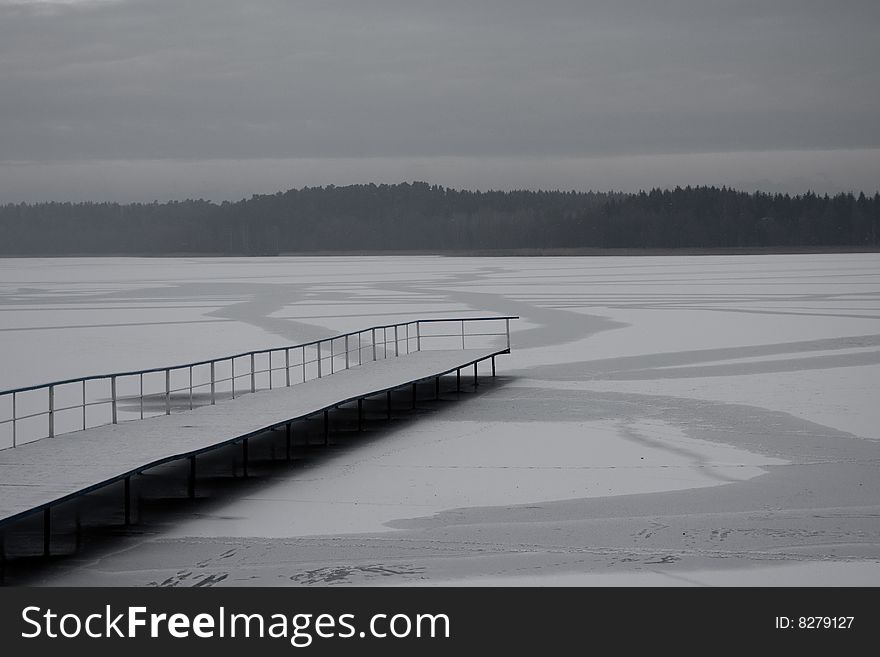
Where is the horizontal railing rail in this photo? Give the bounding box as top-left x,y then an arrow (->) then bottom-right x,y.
0,316 -> 516,450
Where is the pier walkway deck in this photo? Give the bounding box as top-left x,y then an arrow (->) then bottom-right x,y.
0,317 -> 515,553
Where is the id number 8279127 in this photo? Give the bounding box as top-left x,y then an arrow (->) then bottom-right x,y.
775,617 -> 854,629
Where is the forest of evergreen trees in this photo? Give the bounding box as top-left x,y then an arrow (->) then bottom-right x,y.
1,182 -> 878,255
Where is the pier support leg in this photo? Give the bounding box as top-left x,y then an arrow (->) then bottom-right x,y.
242,439 -> 249,478
188,456 -> 196,499
286,423 -> 292,460
43,508 -> 51,558
74,513 -> 82,552
435,376 -> 440,400
387,390 -> 392,420
474,362 -> 479,388
358,399 -> 363,432
323,410 -> 329,446
492,356 -> 496,377
457,368 -> 461,392
412,383 -> 417,409
124,476 -> 131,524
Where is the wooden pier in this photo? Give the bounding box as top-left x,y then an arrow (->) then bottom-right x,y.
0,317 -> 514,557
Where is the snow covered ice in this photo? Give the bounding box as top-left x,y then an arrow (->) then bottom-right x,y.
1,253 -> 878,585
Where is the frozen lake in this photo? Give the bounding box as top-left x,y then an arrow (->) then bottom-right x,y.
1,253 -> 878,585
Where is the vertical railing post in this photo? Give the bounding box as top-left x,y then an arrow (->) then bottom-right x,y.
506,318 -> 510,351
461,320 -> 466,350
406,323 -> 410,354
250,353 -> 256,393
331,339 -> 335,374
394,325 -> 399,357
231,358 -> 236,400
317,342 -> 323,378
345,335 -> 350,369
285,348 -> 291,387
372,329 -> 377,361
358,332 -> 362,366
210,361 -> 216,405
383,328 -> 388,359
11,392 -> 16,448
83,380 -> 88,429
189,366 -> 193,410
302,346 -> 307,382
111,376 -> 118,424
138,374 -> 143,419
268,352 -> 273,390
165,369 -> 171,415
416,321 -> 421,351
48,385 -> 54,438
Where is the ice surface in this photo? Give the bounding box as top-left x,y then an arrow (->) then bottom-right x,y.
163,419 -> 783,539
417,561 -> 880,587
2,253 -> 878,586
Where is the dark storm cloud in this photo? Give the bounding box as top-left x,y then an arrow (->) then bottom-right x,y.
1,0 -> 879,164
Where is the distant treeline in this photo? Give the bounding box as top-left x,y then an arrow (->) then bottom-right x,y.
1,182 -> 878,255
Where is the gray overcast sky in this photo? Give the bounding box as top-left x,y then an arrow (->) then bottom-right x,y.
1,0 -> 879,201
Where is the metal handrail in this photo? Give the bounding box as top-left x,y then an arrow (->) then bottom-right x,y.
0,316 -> 516,449
0,315 -> 515,394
